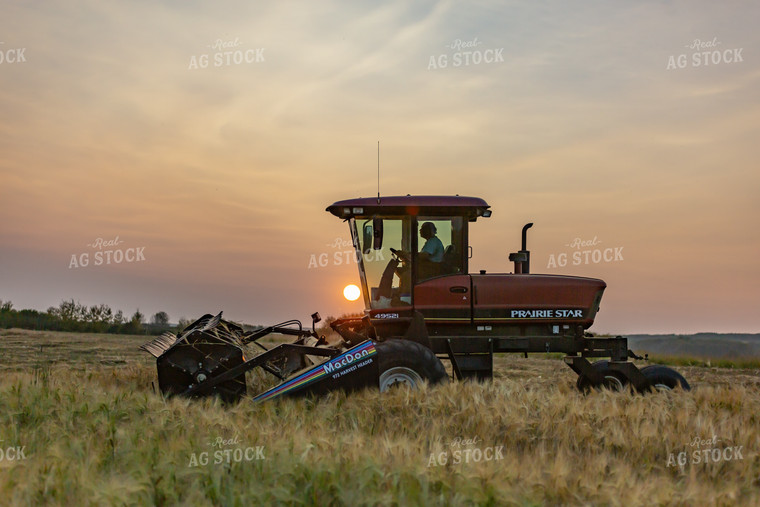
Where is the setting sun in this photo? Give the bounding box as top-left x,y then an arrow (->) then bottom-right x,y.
343,284 -> 361,301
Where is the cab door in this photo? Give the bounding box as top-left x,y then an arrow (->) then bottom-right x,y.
413,274 -> 472,324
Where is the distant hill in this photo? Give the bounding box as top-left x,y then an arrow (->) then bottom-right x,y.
626,333 -> 760,359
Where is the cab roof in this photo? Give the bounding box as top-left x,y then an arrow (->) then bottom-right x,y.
326,195 -> 491,220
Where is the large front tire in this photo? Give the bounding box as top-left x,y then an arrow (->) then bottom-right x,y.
376,339 -> 448,391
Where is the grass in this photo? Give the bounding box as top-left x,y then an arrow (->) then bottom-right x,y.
1,328 -> 759,505
644,354 -> 760,370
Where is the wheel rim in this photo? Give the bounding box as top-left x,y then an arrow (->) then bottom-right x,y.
653,383 -> 672,391
603,375 -> 625,391
379,367 -> 423,392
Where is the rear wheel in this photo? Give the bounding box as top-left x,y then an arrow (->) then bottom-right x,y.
640,365 -> 691,391
376,339 -> 448,391
576,360 -> 628,392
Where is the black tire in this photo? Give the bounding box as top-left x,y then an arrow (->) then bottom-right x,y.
640,365 -> 691,391
375,339 -> 449,391
576,360 -> 628,392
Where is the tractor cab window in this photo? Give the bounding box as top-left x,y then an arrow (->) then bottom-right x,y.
415,217 -> 465,282
355,217 -> 412,309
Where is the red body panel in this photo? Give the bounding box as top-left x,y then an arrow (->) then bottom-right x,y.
472,273 -> 605,326
413,274 -> 472,323
413,273 -> 606,327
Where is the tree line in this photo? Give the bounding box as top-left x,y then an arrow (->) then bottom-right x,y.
0,299 -> 191,335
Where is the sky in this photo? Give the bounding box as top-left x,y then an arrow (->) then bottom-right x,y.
1,0 -> 758,334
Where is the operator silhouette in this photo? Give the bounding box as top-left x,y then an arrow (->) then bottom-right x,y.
419,222 -> 444,262
418,222 -> 444,279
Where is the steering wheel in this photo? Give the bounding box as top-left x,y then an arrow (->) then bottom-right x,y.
390,248 -> 410,263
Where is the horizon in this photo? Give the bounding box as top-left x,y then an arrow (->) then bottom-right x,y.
5,295 -> 760,337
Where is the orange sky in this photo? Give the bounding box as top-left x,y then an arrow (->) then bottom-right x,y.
1,1 -> 759,333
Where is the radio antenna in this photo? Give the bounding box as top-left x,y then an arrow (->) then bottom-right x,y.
377,140 -> 380,204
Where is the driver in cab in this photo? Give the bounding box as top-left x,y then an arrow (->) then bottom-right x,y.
418,222 -> 444,279
390,222 -> 444,297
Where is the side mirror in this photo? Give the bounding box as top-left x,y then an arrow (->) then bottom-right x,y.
362,222 -> 372,254
362,220 -> 372,255
372,218 -> 383,250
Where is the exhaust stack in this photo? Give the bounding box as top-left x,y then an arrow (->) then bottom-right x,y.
509,222 -> 533,274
